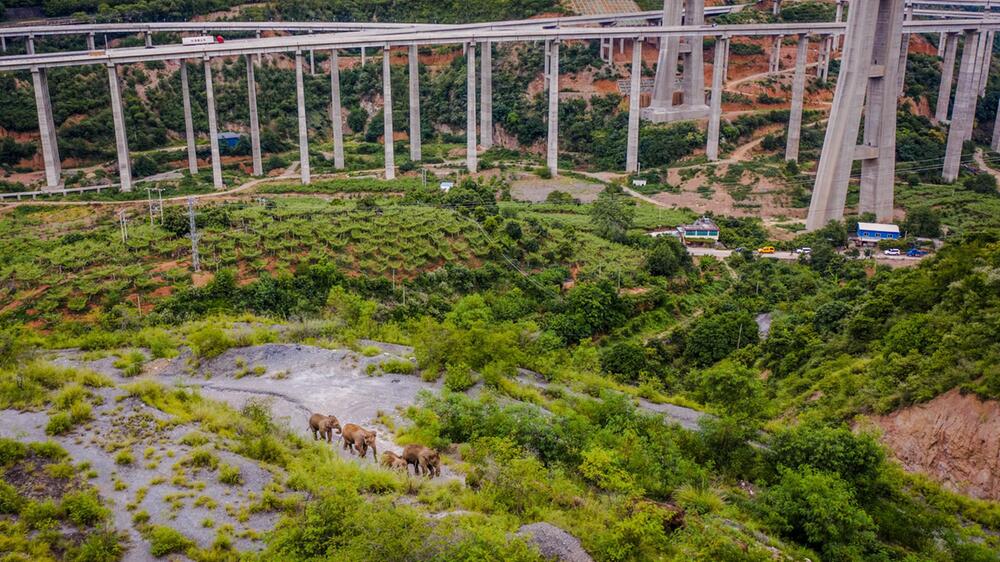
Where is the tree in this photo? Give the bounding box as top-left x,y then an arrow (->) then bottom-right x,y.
600,342 -> 649,382
682,311 -> 759,367
964,173 -> 998,195
590,186 -> 635,243
903,206 -> 941,238
695,360 -> 765,419
767,423 -> 886,497
645,236 -> 691,277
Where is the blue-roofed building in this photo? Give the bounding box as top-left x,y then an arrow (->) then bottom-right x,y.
856,222 -> 900,243
218,132 -> 242,149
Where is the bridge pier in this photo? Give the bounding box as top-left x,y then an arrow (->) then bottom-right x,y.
31,67 -> 61,189
106,64 -> 132,192
144,31 -> 152,48
383,46 -> 395,180
255,31 -> 262,64
544,39 -> 551,90
408,45 -> 421,162
896,1 -> 914,96
785,34 -> 808,163
466,42 -> 478,174
769,35 -> 783,74
969,32 -> 988,127
295,50 -> 311,185
480,40 -> 493,150
330,49 -> 346,169
935,32 -> 958,123
834,0 -> 844,51
246,55 -> 263,176
706,37 -> 728,162
361,46 -> 366,66
943,31 -> 981,183
204,57 -> 224,189
26,35 -> 34,55
992,96 -> 1000,152
627,37 -> 644,172
806,0 -> 904,230
547,40 -> 560,176
180,62 -> 198,175
644,0 -> 707,123
86,33 -> 95,51
978,31 -> 993,96
1,37 -> 5,53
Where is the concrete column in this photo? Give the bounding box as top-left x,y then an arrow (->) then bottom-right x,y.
834,0 -> 844,51
620,38 -> 625,54
684,0 -> 705,106
383,46 -> 395,180
246,55 -> 263,177
106,64 -> 132,192
978,31 -> 993,96
706,37 -> 728,162
773,0 -> 781,16
991,95 -> 1000,152
722,39 -> 730,83
769,35 -> 783,73
1,37 -> 6,53
544,39 -> 551,89
650,0 -> 681,111
255,30 -> 262,64
407,45 -> 421,162
309,32 -> 316,75
179,62 -> 198,175
896,2 -> 913,96
144,31 -> 152,48
970,32 -> 988,111
330,50 -> 346,169
86,33 -> 95,51
26,35 -> 34,55
938,33 -> 945,57
361,46 -> 366,66
480,40 -> 493,150
295,51 -> 311,185
819,35 -> 832,81
627,38 -> 644,172
204,57 -> 224,189
546,41 -> 560,176
31,67 -> 61,189
806,0 -> 902,230
466,42 -> 478,174
943,32 -> 981,183
935,33 -> 958,123
785,34 -> 809,162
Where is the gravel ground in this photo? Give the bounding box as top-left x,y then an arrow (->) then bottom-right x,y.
517,522 -> 593,562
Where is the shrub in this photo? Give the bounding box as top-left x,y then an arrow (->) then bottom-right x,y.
0,438 -> 27,465
28,440 -> 67,460
187,326 -> 234,359
380,359 -> 415,375
62,489 -> 109,527
72,530 -> 125,562
964,172 -> 998,195
115,450 -> 135,466
218,464 -> 242,485
22,499 -> 61,530
146,525 -> 194,557
0,481 -> 23,514
361,345 -> 381,357
444,362 -> 476,392
183,448 -> 219,470
113,350 -> 146,377
46,411 -> 74,435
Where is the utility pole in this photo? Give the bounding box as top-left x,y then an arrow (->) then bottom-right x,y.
187,197 -> 200,272
145,187 -> 155,225
118,210 -> 129,243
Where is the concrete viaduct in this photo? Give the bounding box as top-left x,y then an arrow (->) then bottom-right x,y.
1,0 -> 999,231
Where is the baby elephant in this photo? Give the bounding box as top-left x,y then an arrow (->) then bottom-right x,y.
308,413 -> 342,443
402,444 -> 441,478
380,451 -> 408,472
342,423 -> 377,459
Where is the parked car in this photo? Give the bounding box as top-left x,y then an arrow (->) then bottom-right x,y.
906,248 -> 929,257
884,248 -> 901,256
757,246 -> 776,254
795,247 -> 812,254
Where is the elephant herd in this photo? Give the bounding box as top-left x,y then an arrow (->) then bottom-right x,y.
308,413 -> 441,478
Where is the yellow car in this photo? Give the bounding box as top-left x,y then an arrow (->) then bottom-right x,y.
757,246 -> 776,254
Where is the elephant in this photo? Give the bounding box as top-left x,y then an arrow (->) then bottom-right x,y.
402,444 -> 441,478
342,423 -> 377,459
308,413 -> 342,443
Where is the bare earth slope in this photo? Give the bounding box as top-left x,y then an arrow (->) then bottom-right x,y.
872,389 -> 1000,500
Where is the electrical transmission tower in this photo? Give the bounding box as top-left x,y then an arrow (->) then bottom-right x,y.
187,197 -> 200,272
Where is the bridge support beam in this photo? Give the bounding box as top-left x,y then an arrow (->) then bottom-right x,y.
204,57 -> 224,189
627,38 -> 644,172
480,40 -> 493,150
106,64 -> 132,192
295,50 -> 311,185
935,32 -> 958,123
547,40 -> 560,176
31,67 -> 61,189
383,46 -> 395,180
806,0 -> 904,230
408,45 -> 421,162
180,62 -> 198,175
644,0 -> 707,123
706,37 -> 727,162
466,42 -> 478,174
246,55 -> 263,176
330,50 -> 346,169
943,31 -> 981,183
786,34 -> 808,163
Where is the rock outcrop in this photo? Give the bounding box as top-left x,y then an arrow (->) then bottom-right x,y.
517,522 -> 593,562
872,389 -> 1000,500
